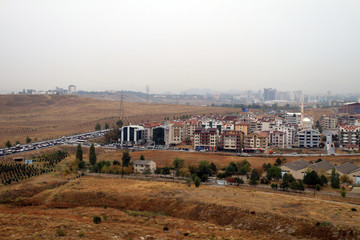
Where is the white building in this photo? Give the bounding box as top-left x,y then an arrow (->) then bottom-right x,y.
296,129 -> 321,148
273,125 -> 296,147
121,125 -> 145,145
68,85 -> 76,94
285,113 -> 302,125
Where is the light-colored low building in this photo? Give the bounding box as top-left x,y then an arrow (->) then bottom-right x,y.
308,160 -> 335,176
280,159 -> 311,179
133,160 -> 156,174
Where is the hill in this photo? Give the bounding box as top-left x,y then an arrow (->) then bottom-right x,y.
0,94 -> 239,146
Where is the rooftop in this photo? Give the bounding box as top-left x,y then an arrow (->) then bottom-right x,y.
283,159 -> 310,171
335,162 -> 360,174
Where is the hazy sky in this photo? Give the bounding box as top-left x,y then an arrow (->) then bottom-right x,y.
0,0 -> 359,94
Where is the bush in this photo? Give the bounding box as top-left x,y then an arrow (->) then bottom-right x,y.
341,190 -> 346,198
163,226 -> 169,231
93,216 -> 102,224
56,228 -> 66,237
194,176 -> 201,187
316,184 -> 321,191
271,183 -> 278,190
78,231 -> 86,237
351,208 -> 357,211
235,177 -> 244,185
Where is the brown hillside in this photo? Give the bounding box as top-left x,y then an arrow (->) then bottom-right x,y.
0,95 -> 239,146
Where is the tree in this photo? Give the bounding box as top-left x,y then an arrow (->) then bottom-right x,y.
303,170 -> 321,187
266,166 -> 282,181
89,144 -> 97,165
121,151 -> 131,178
274,158 -> 283,166
161,166 -> 171,175
76,144 -> 83,161
198,161 -> 211,180
78,160 -> 85,169
249,169 -> 260,185
15,141 -> 20,145
5,140 -> 11,148
26,137 -> 32,144
340,174 -> 351,184
263,163 -> 272,171
116,120 -> 123,128
173,158 -> 185,176
104,129 -> 121,144
330,168 -> 340,189
209,162 -> 217,175
154,168 -> 162,175
297,180 -> 305,191
140,155 -> 145,160
143,167 -> 151,176
173,158 -> 185,170
320,175 -> 328,185
122,151 -> 131,167
104,123 -> 110,129
95,123 -> 101,131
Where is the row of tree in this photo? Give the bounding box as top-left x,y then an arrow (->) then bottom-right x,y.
94,120 -> 123,132
4,137 -> 34,148
0,150 -> 67,185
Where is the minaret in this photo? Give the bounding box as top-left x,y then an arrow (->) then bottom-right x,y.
300,97 -> 304,128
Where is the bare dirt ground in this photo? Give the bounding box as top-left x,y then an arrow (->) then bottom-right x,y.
0,171 -> 359,240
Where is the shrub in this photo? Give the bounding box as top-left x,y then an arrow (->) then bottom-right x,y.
235,177 -> 244,185
316,184 -> 321,191
163,226 -> 169,231
56,228 -> 66,237
186,178 -> 192,187
78,231 -> 86,237
341,190 -> 346,198
271,183 -> 278,190
194,176 -> 201,187
93,216 -> 102,224
351,208 -> 357,211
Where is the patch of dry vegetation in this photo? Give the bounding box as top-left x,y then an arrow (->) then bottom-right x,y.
0,94 -> 238,146
1,176 -> 359,239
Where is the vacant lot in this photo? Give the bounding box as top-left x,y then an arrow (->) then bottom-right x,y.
96,149 -> 360,169
0,173 -> 359,239
0,95 -> 238,146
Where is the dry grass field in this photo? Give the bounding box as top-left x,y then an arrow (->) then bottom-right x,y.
96,149 -> 360,169
0,172 -> 359,240
0,94 -> 239,146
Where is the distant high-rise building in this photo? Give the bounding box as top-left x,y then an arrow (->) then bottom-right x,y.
68,85 -> 76,94
264,88 -> 276,101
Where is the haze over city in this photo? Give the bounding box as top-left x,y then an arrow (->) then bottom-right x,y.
1,0 -> 360,94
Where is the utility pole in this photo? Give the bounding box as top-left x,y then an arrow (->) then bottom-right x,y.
119,93 -> 125,122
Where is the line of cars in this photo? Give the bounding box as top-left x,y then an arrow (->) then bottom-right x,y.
0,129 -> 110,156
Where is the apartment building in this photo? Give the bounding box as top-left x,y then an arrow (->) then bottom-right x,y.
262,130 -> 285,148
339,125 -> 360,147
220,130 -> 244,152
243,132 -> 268,153
320,115 -> 338,130
273,124 -> 297,147
169,121 -> 185,145
296,129 -> 321,148
193,128 -> 219,151
234,121 -> 250,135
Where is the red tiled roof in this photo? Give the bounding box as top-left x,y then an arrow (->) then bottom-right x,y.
339,125 -> 360,131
